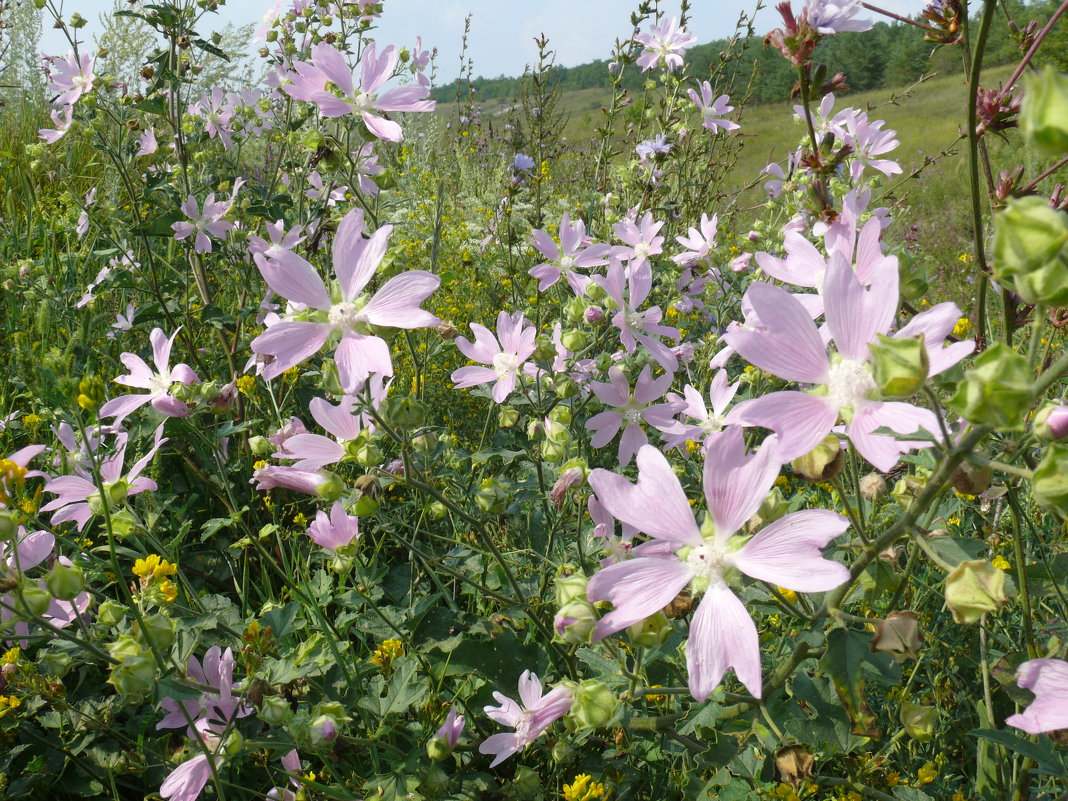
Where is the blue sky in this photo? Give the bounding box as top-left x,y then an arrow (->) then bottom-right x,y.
43,0 -> 929,82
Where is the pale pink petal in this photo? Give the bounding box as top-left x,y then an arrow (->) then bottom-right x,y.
728,509 -> 850,592
847,402 -> 940,472
728,391 -> 838,463
702,428 -> 782,540
252,322 -> 332,380
451,365 -> 499,389
725,283 -> 829,384
254,250 -> 330,310
99,393 -> 153,421
687,584 -> 762,700
335,333 -> 393,392
586,556 -> 694,638
360,271 -> 440,328
337,222 -> 389,301
1005,659 -> 1068,734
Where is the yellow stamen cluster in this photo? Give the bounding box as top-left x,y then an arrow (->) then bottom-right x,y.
0,458 -> 28,504
563,774 -> 606,801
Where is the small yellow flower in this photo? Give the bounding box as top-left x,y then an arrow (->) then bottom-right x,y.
133,554 -> 177,580
235,375 -> 257,397
563,774 -> 605,801
1,647 -> 19,665
370,638 -> 404,669
0,695 -> 20,717
916,762 -> 937,784
776,586 -> 798,603
22,414 -> 42,427
292,512 -> 308,527
952,317 -> 972,338
645,685 -> 667,705
283,366 -> 300,381
991,555 -> 1011,570
253,460 -> 269,471
886,772 -> 901,787
958,252 -> 972,263
158,578 -> 178,603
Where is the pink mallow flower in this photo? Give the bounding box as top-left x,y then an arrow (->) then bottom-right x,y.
280,395 -> 372,470
594,259 -> 680,372
266,750 -> 302,801
250,208 -> 440,391
587,431 -> 850,700
282,42 -> 434,142
160,753 -> 215,801
46,50 -> 96,106
803,0 -> 873,34
673,212 -> 720,267
451,311 -> 536,404
39,105 -> 74,143
435,707 -> 466,747
1005,658 -> 1068,734
724,256 -> 972,471
306,501 -> 359,551
479,671 -> 574,767
585,365 -> 678,467
688,83 -> 739,134
660,370 -> 740,450
99,328 -> 199,423
171,189 -> 239,254
41,425 -> 167,530
157,646 -> 251,735
634,16 -> 698,72
528,213 -> 610,294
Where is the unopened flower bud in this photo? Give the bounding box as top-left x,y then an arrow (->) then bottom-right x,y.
564,679 -> 618,730
45,562 -> 84,601
992,196 -> 1068,307
1033,403 -> 1068,442
512,766 -> 541,798
316,473 -> 345,503
791,434 -> 844,482
0,511 -> 20,542
310,715 -> 337,745
870,610 -> 924,662
900,701 -> 939,741
948,343 -> 1033,431
382,395 -> 428,429
18,586 -> 51,617
944,559 -> 1011,624
134,612 -> 176,651
584,306 -> 604,324
561,330 -> 589,351
498,406 -> 520,428
259,694 -> 292,725
1031,444 -> 1068,519
97,599 -> 126,627
248,435 -> 271,455
554,599 -> 597,644
628,611 -> 673,648
107,636 -> 156,702
870,333 -> 929,398
1021,66 -> 1068,155
39,650 -> 73,678
475,478 -> 509,514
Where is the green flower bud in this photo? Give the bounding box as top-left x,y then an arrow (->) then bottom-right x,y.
564,679 -> 619,730
134,613 -> 176,651
554,571 -> 589,606
17,586 -> 51,617
475,478 -> 509,514
108,508 -> 139,537
39,650 -> 73,678
554,599 -> 597,644
869,333 -> 929,398
944,559 -> 1011,624
348,432 -> 382,468
790,434 -> 844,482
382,395 -> 428,429
426,501 -> 447,519
585,282 -> 607,302
555,375 -> 580,399
1033,403 -> 1068,442
1031,444 -> 1068,519
352,495 -> 379,516
316,473 -> 345,502
259,694 -> 292,725
900,701 -> 939,742
1021,66 -> 1068,154
248,435 -> 271,455
751,487 -> 788,528
107,636 -> 156,702
892,470 -> 928,509
498,406 -> 520,428
564,295 -> 587,324
550,739 -> 575,763
69,12 -> 87,28
948,343 -> 1032,431
992,196 -> 1068,306
512,766 -> 541,798
548,405 -> 572,425
45,562 -> 84,601
426,737 -> 452,763
96,599 -> 126,628
0,510 -> 20,542
561,330 -> 589,351
628,611 -> 673,648
542,440 -> 567,462
412,432 -> 437,454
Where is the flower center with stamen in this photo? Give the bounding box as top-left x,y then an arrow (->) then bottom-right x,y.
148,373 -> 172,397
633,242 -> 652,260
352,91 -> 376,114
622,405 -> 643,426
329,301 -> 361,331
558,254 -> 575,270
826,358 -> 875,410
685,542 -> 728,583
492,352 -> 520,378
513,710 -> 535,746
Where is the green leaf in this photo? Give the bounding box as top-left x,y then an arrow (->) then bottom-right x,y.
929,536 -> 988,566
819,628 -> 881,738
972,728 -> 1068,776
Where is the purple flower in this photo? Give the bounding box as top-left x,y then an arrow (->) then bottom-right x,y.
612,211 -> 664,277
157,646 -> 251,735
688,83 -> 739,134
282,42 -> 434,142
479,671 -> 574,767
306,501 -> 359,551
585,366 -> 679,467
724,256 -> 971,471
451,311 -> 536,404
634,16 -> 698,72
249,208 -> 440,391
436,707 -> 466,747
39,105 -> 73,143
635,134 -> 672,159
171,184 -> 242,254
661,370 -> 740,450
99,328 -> 199,423
160,753 -> 216,801
803,0 -> 873,34
673,213 -> 719,266
1005,658 -> 1068,734
594,259 -> 679,372
529,213 -> 611,294
46,50 -> 95,106
42,425 -> 167,531
266,750 -> 302,801
587,432 -> 850,700
137,128 -> 158,156
513,153 -> 536,171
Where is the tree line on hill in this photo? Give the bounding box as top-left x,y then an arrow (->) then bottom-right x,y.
432,1 -> 1066,106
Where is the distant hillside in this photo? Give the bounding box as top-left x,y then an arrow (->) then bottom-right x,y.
433,0 -> 1061,108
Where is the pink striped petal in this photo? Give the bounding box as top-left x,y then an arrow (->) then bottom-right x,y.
586,556 -> 694,639
729,509 -> 850,592
687,584 -> 761,700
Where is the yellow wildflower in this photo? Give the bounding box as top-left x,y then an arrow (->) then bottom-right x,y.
563,774 -> 606,801
0,695 -> 20,717
991,555 -> 1011,570
916,762 -> 936,784
22,414 -> 42,427
133,554 -> 177,580
158,578 -> 178,603
253,460 -> 269,471
370,638 -> 404,669
235,375 -> 257,397
2,647 -> 19,665
952,317 -> 972,338
776,586 -> 798,603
